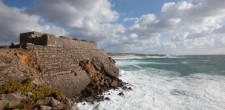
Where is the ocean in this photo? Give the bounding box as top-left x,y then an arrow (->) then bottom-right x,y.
78,55 -> 225,110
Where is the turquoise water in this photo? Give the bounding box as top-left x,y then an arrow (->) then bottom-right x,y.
78,55 -> 225,110
117,55 -> 225,76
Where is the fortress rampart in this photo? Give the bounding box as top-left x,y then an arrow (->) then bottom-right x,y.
20,31 -> 97,48
15,31 -> 119,97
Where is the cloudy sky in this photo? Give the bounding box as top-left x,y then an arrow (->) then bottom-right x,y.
1,0 -> 225,55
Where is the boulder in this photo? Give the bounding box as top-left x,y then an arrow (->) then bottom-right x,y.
111,80 -> 118,87
36,97 -> 61,107
50,97 -> 61,107
36,97 -> 52,105
39,105 -> 52,110
0,92 -> 29,108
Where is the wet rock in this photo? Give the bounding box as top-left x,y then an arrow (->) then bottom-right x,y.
95,95 -> 104,102
105,97 -> 110,101
118,92 -> 124,96
78,58 -> 128,102
109,57 -> 116,63
122,86 -> 132,91
93,103 -> 100,109
65,105 -> 80,110
122,86 -> 127,90
61,98 -> 73,106
86,97 -> 94,102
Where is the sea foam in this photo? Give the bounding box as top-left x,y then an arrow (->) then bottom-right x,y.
77,59 -> 225,110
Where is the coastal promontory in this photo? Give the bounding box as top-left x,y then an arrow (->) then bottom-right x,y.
0,31 -> 124,109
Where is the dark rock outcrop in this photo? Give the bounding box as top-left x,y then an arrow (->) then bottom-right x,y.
78,58 -> 125,102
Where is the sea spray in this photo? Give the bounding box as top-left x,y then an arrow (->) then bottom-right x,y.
78,55 -> 225,110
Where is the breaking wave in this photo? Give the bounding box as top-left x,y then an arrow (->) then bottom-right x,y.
78,56 -> 225,110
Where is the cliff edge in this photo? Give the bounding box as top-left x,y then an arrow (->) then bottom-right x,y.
0,31 -> 124,103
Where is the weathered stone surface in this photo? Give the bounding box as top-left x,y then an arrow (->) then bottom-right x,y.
92,57 -> 119,78
50,97 -> 61,107
20,31 -> 97,48
39,105 -> 52,110
36,97 -> 53,106
0,93 -> 79,110
0,92 -> 29,107
0,49 -> 43,85
111,80 -> 118,87
78,58 -> 126,102
23,40 -> 119,98
0,31 -> 122,108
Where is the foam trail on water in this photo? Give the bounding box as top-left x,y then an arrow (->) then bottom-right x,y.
115,60 -> 176,67
77,62 -> 225,110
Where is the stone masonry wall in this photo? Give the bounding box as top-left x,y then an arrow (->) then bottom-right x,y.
20,32 -> 48,45
24,44 -> 117,97
54,36 -> 97,48
20,31 -> 97,48
19,31 -> 118,98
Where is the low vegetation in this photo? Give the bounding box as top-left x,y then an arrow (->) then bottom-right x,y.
0,78 -> 65,101
0,78 -> 67,109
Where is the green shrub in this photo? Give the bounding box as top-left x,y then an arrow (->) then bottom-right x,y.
21,78 -> 33,86
30,85 -> 65,101
0,80 -> 32,94
0,78 -> 67,109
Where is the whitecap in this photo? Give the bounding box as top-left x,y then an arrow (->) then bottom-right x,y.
78,60 -> 225,110
181,61 -> 189,64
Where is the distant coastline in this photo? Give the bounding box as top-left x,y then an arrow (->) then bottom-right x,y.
108,53 -> 166,59
108,53 -> 165,56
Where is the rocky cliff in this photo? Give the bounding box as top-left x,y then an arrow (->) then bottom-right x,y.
0,31 -> 124,104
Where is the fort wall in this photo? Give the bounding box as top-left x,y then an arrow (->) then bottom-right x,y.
20,31 -> 97,48
18,32 -> 118,97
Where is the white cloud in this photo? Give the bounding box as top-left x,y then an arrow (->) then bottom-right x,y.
1,0 -> 225,55
27,0 -> 121,41
162,1 -> 192,12
122,0 -> 225,54
0,1 -> 66,43
123,17 -> 138,22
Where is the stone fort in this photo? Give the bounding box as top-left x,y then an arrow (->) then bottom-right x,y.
11,31 -> 118,98
20,31 -> 97,48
